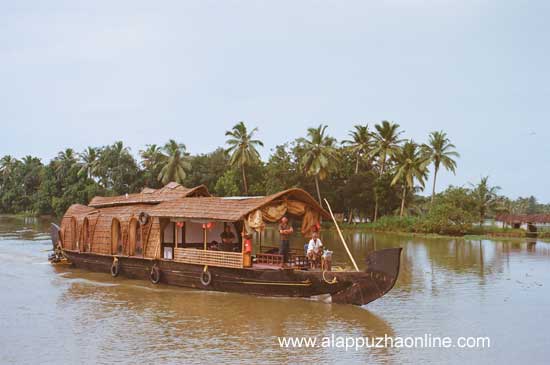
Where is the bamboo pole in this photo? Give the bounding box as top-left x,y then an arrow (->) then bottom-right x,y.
324,198 -> 359,272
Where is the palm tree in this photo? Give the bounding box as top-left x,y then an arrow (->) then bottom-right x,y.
298,124 -> 338,204
342,124 -> 373,174
158,139 -> 191,185
391,141 -> 428,216
422,131 -> 459,204
225,121 -> 264,195
140,144 -> 166,188
0,155 -> 19,179
78,147 -> 99,179
471,176 -> 500,225
370,121 -> 403,220
54,149 -> 77,179
140,144 -> 164,170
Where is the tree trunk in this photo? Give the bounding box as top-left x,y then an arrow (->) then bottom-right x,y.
431,165 -> 439,205
373,156 -> 386,222
242,165 -> 248,195
355,156 -> 359,174
400,186 -> 407,217
314,175 -> 322,204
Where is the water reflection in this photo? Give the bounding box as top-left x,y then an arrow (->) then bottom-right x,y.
52,266 -> 396,364
2,216 -> 550,364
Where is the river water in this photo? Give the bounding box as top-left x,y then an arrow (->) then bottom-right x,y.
1,216 -> 549,364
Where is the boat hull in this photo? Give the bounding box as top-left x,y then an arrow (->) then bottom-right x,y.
61,248 -> 402,306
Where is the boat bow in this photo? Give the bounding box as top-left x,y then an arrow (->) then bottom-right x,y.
331,248 -> 402,306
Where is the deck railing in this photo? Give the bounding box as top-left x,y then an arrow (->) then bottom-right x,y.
174,248 -> 243,269
257,245 -> 309,269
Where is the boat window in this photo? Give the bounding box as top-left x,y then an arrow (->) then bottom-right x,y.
135,223 -> 142,255
185,222 -> 204,244
163,223 -> 174,243
129,219 -> 142,256
162,221 -> 175,259
69,217 -> 77,250
81,218 -> 89,252
111,219 -> 122,255
176,223 -> 186,248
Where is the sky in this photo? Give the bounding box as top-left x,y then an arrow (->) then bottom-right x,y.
1,0 -> 549,201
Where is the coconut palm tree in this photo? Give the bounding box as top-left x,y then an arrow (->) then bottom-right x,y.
470,176 -> 500,225
342,124 -> 373,174
298,124 -> 338,204
140,144 -> 166,188
225,121 -> 264,195
78,147 -> 99,179
422,131 -> 459,204
0,155 -> 19,180
140,144 -> 164,170
158,140 -> 191,185
370,121 -> 403,220
54,148 -> 77,179
391,141 -> 428,216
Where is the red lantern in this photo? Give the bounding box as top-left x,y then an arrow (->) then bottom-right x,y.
176,222 -> 184,228
202,222 -> 215,229
244,238 -> 252,253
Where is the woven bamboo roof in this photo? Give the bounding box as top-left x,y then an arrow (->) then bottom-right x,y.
63,204 -> 96,217
88,183 -> 210,208
148,188 -> 330,221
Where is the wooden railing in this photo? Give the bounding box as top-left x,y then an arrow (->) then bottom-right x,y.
257,245 -> 309,269
174,248 -> 243,269
255,253 -> 284,266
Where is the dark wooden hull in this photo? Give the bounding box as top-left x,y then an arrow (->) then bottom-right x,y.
62,248 -> 402,306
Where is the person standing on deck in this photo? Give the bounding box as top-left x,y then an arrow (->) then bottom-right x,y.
279,216 -> 293,263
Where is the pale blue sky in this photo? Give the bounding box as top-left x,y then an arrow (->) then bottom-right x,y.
1,0 -> 549,201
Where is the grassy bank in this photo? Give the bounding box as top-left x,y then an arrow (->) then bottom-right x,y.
331,216 -> 550,241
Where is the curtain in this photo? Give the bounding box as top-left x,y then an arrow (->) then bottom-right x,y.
246,200 -> 320,237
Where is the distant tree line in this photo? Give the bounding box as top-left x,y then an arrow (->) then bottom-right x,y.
0,122 -> 548,226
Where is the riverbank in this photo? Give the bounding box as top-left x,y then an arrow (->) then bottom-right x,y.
331,219 -> 550,242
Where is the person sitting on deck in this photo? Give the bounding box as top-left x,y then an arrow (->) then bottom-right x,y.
220,225 -> 236,252
307,231 -> 323,269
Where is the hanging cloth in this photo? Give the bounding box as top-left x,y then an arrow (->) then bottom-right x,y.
286,200 -> 306,216
246,209 -> 265,233
301,207 -> 320,238
261,202 -> 287,222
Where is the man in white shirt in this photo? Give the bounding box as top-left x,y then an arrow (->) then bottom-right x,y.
307,231 -> 323,269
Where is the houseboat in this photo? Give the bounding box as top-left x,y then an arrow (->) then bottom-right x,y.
51,182 -> 402,306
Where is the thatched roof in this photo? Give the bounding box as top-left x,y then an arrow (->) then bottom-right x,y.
88,182 -> 210,208
63,204 -> 96,217
148,188 -> 330,222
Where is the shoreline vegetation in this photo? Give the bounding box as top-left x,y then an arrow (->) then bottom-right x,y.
1,121 -> 548,238
334,219 -> 550,242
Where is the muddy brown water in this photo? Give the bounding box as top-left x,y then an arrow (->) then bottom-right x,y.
1,216 -> 549,364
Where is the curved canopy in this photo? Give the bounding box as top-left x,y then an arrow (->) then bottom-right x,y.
148,188 -> 330,222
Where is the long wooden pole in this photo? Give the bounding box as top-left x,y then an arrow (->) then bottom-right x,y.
324,198 -> 359,272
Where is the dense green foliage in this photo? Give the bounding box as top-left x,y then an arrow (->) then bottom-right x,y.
1,122 -> 548,238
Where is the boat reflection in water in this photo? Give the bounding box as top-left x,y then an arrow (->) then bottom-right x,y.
53,264 -> 396,364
